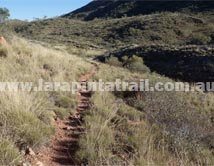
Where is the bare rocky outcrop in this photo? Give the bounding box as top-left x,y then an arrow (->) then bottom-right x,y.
0,36 -> 7,45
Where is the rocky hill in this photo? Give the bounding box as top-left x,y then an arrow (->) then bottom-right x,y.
6,12 -> 214,51
63,0 -> 214,20
96,45 -> 214,82
1,0 -> 212,52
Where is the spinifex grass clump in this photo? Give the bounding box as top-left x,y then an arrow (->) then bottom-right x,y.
0,37 -> 92,165
0,139 -> 20,166
80,62 -> 214,165
77,91 -> 211,165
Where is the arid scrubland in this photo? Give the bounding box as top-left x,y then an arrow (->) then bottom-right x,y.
0,37 -> 214,166
0,37 -> 92,165
1,1 -> 214,165
76,62 -> 214,166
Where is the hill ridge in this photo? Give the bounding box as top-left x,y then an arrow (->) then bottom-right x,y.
63,0 -> 214,20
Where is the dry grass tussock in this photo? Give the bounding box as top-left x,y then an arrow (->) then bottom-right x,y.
0,37 -> 92,165
77,62 -> 214,165
77,91 -> 210,166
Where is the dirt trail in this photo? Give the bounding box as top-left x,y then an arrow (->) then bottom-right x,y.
25,63 -> 98,166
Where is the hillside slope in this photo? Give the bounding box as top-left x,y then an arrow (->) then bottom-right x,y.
0,37 -> 92,165
2,0 -> 213,52
96,45 -> 214,82
63,0 -> 214,20
1,2 -> 214,165
7,12 -> 214,51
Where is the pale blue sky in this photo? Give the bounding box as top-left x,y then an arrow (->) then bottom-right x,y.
0,0 -> 91,21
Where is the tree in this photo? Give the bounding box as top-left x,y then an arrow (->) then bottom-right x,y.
0,8 -> 10,23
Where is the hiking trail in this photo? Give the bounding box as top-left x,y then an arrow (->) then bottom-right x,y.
24,63 -> 98,166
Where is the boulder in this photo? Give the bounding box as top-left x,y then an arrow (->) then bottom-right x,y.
0,36 -> 7,45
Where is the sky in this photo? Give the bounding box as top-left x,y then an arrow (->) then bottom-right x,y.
0,0 -> 92,21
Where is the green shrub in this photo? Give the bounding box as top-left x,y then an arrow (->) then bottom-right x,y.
76,92 -> 117,165
128,27 -> 142,36
54,107 -> 70,119
117,105 -> 145,121
128,61 -> 150,73
0,139 -> 20,166
121,55 -> 129,62
0,110 -> 54,148
125,55 -> 150,73
77,111 -> 115,165
35,109 -> 52,125
188,34 -> 211,45
55,96 -> 76,108
106,56 -> 122,66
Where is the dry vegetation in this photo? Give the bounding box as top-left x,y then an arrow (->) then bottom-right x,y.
96,44 -> 214,82
0,31 -> 213,166
5,11 -> 214,53
0,37 -> 92,165
75,62 -> 214,166
0,3 -> 214,165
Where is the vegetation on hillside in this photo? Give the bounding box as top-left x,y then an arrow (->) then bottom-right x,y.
0,7 -> 10,23
63,0 -> 214,21
3,11 -> 213,54
96,45 -> 214,82
0,37 -> 91,165
0,1 -> 214,165
75,63 -> 214,165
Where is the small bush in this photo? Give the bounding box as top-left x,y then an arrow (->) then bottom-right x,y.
117,105 -> 145,121
0,110 -> 54,148
54,107 -> 70,119
77,112 -> 115,165
11,38 -> 33,56
128,27 -> 142,36
188,34 -> 211,45
55,96 -> 76,108
106,56 -> 122,66
125,55 -> 150,73
76,92 -> 117,165
128,61 -> 150,73
0,46 -> 8,57
0,139 -> 20,166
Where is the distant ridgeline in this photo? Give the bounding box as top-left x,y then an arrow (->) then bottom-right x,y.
62,0 -> 214,20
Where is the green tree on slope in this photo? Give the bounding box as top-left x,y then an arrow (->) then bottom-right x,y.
0,8 -> 10,23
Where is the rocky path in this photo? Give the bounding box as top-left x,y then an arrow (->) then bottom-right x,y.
25,63 -> 97,166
